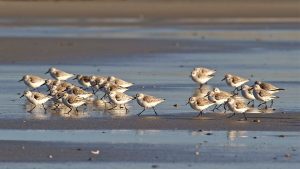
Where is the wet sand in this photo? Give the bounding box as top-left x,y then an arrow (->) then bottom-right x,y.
0,112 -> 299,131
0,139 -> 297,163
0,0 -> 299,20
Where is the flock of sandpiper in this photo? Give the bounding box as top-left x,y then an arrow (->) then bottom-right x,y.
19,67 -> 284,120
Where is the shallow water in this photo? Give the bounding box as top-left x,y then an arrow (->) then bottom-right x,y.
0,130 -> 299,167
0,50 -> 299,118
0,22 -> 299,118
0,129 -> 299,145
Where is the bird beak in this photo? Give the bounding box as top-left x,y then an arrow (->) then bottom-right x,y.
221,77 -> 226,81
20,94 -> 24,98
73,77 -> 77,80
45,70 -> 50,74
204,93 -> 209,97
18,78 -> 23,82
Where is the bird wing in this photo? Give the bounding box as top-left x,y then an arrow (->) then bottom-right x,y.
235,101 -> 246,109
68,95 -> 83,103
55,70 -> 72,77
215,92 -> 231,100
82,76 -> 90,83
261,82 -> 278,90
259,90 -> 273,97
196,98 -> 211,106
232,76 -> 247,84
30,76 -> 44,83
143,95 -> 163,103
33,92 -> 47,100
115,93 -> 125,101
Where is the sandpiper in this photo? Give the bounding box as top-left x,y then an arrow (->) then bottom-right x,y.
253,84 -> 279,109
107,76 -> 134,88
207,90 -> 231,112
73,75 -> 92,88
101,82 -> 128,99
190,69 -> 214,87
60,93 -> 86,114
66,86 -> 93,99
45,67 -> 74,81
19,75 -> 46,90
226,98 -> 249,120
136,93 -> 165,116
241,85 -> 256,106
193,67 -> 216,76
107,91 -> 135,113
222,74 -> 249,94
254,81 -> 285,94
188,96 -> 215,117
44,79 -> 61,90
90,75 -> 107,94
20,90 -> 52,113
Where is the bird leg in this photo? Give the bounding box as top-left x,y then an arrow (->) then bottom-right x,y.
227,113 -> 236,118
251,100 -> 255,107
152,107 -> 158,116
243,113 -> 248,120
108,105 -> 118,110
258,102 -> 266,107
197,110 -> 203,117
65,107 -> 73,114
100,94 -> 107,100
137,108 -> 146,116
270,100 -> 274,108
211,105 -> 218,112
216,104 -> 223,110
28,104 -> 36,112
42,103 -> 47,114
124,104 -> 129,113
223,103 -> 228,113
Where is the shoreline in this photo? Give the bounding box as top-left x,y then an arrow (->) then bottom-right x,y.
0,112 -> 299,131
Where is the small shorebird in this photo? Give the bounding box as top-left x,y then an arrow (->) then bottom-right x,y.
253,84 -> 279,109
254,81 -> 285,94
66,86 -> 93,99
44,79 -> 61,90
101,82 -> 128,99
222,74 -> 249,94
226,98 -> 249,120
207,90 -> 231,112
241,85 -> 256,106
20,90 -> 52,113
45,67 -> 74,81
90,75 -> 107,94
19,75 -> 45,90
190,69 -> 215,87
136,93 -> 165,116
107,76 -> 134,88
107,91 -> 135,113
73,75 -> 92,88
188,96 -> 215,117
193,67 -> 216,76
60,93 -> 86,114
213,87 -> 233,96
50,91 -> 65,111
